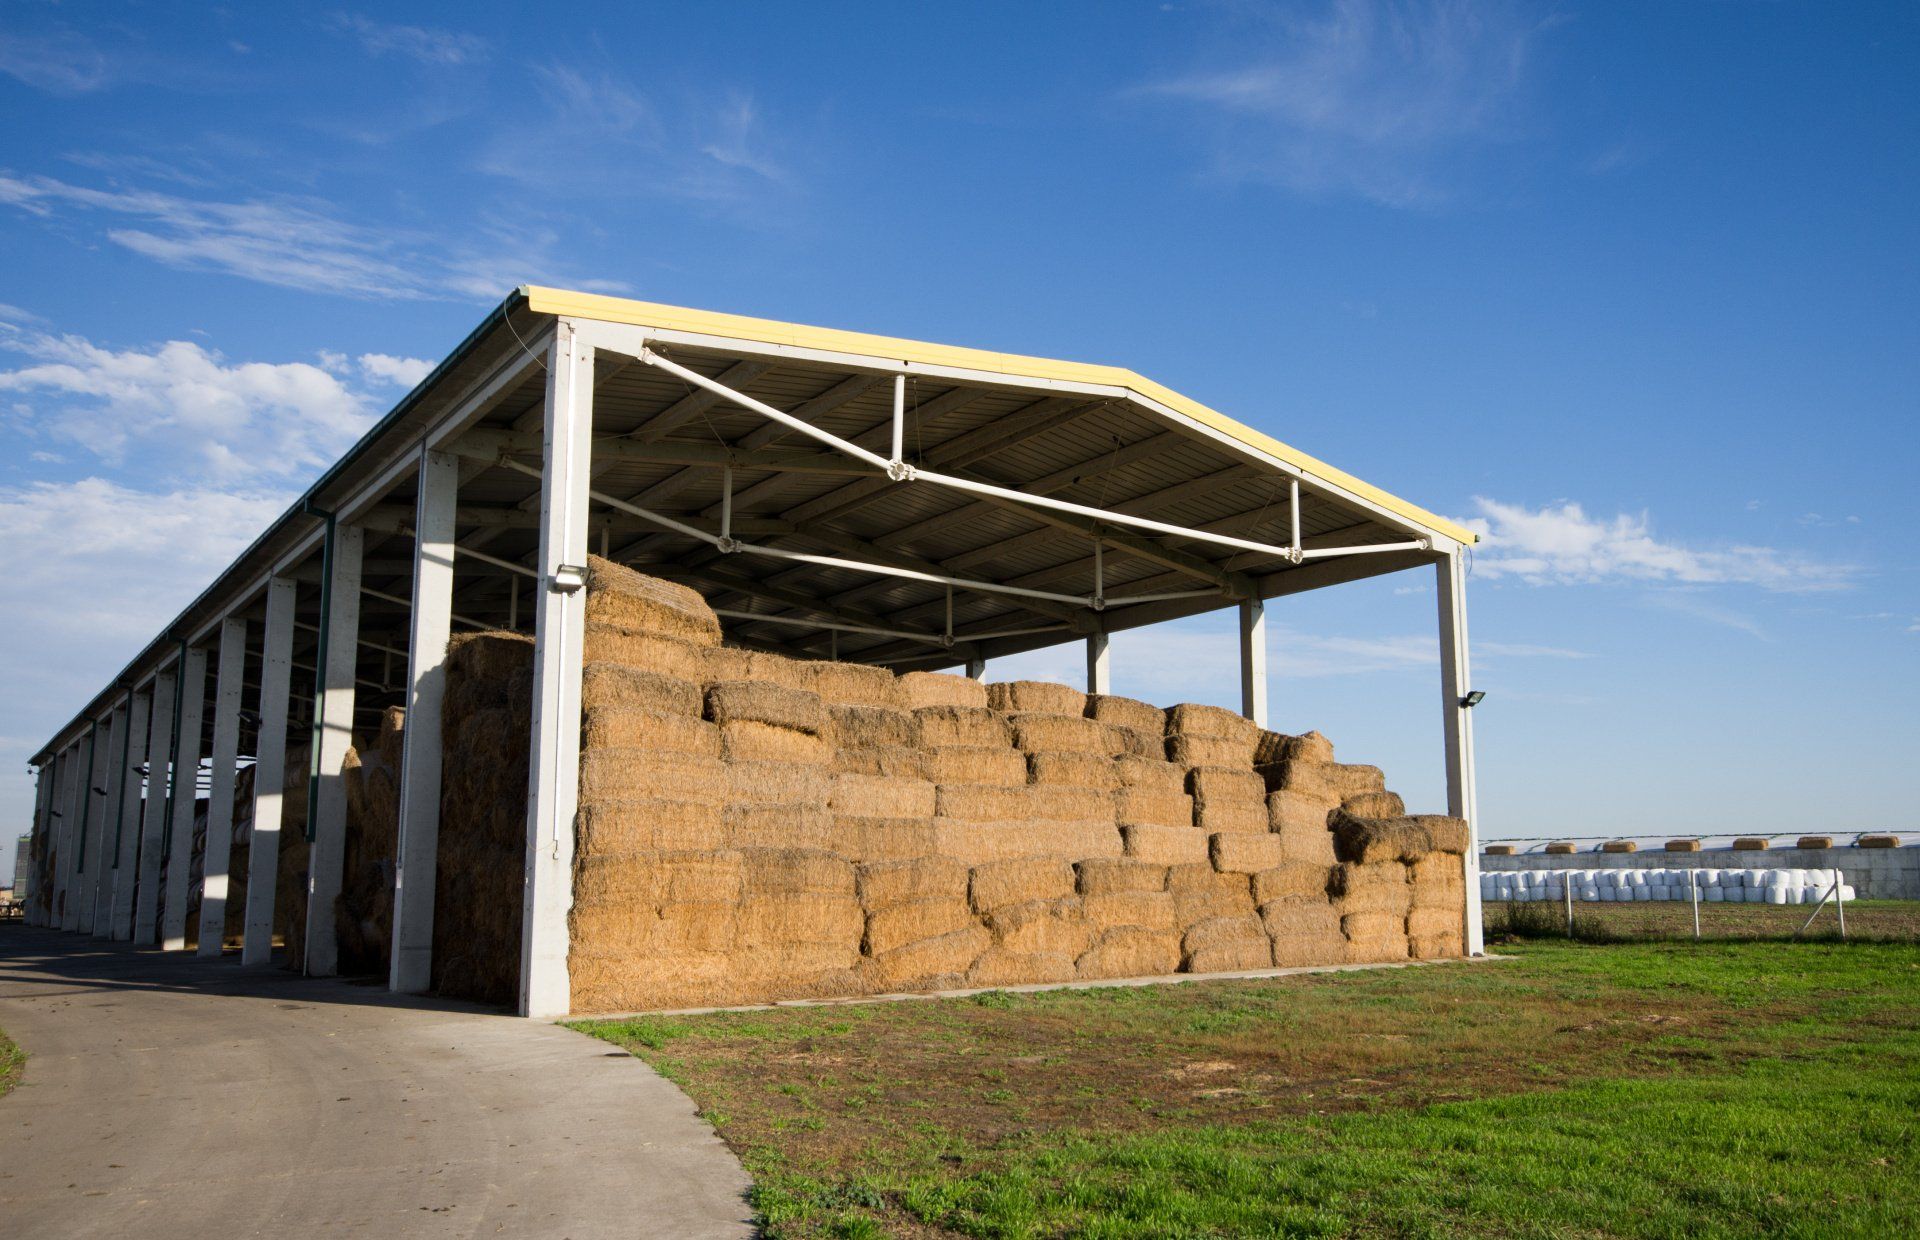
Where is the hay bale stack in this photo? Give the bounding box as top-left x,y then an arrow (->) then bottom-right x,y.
580,664 -> 704,716
1008,712 -> 1123,756
1121,823 -> 1210,866
1270,790 -> 1338,866
1210,832 -> 1285,874
1076,925 -> 1180,979
1342,790 -> 1407,818
1794,836 -> 1833,850
926,746 -> 1027,786
810,661 -> 903,709
585,556 -> 722,646
1266,760 -> 1388,809
1262,898 -> 1347,967
1601,840 -> 1639,853
1085,693 -> 1165,735
336,706 -> 403,976
914,705 -> 1011,748
1189,766 -> 1269,833
1730,837 -> 1771,851
1028,751 -> 1120,791
831,814 -> 937,862
988,680 -> 1086,716
1182,915 -> 1272,972
1330,862 -> 1412,917
898,671 -> 987,710
1341,909 -> 1410,963
1168,862 -> 1256,924
969,858 -> 1076,913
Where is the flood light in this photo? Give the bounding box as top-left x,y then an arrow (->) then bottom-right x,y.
1460,690 -> 1486,708
550,564 -> 588,594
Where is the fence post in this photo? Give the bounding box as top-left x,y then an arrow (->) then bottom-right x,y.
1834,868 -> 1846,941
1690,868 -> 1700,941
1564,874 -> 1573,939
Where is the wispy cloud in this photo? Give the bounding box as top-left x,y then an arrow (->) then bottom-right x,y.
1478,641 -> 1593,659
1139,0 -> 1552,207
1460,497 -> 1856,593
0,28 -> 113,95
1640,591 -> 1769,641
329,14 -> 489,66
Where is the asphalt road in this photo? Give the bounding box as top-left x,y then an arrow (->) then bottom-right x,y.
0,925 -> 755,1238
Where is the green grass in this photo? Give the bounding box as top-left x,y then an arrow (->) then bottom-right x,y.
577,925 -> 1920,1238
0,1027 -> 22,1098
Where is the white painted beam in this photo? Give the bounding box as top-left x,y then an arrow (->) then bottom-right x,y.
49,747 -> 77,929
242,577 -> 297,966
520,320 -> 593,1018
1436,552 -> 1483,956
163,646 -> 207,950
134,667 -> 177,943
305,523 -> 363,977
1086,629 -> 1111,696
198,615 -> 247,958
85,707 -> 121,936
109,687 -> 150,940
390,448 -> 458,994
1239,596 -> 1268,729
25,763 -> 51,926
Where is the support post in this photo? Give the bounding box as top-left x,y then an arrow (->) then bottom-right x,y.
25,764 -> 51,926
305,524 -> 363,976
391,449 -> 458,993
163,646 -> 207,950
85,708 -> 122,936
965,656 -> 986,680
242,578 -> 298,965
109,687 -> 150,940
1436,552 -> 1484,955
135,667 -> 177,943
197,615 -> 247,958
520,320 -> 593,1018
1239,596 -> 1268,728
1690,868 -> 1700,940
1086,628 -> 1111,696
47,748 -> 76,928
61,740 -> 90,930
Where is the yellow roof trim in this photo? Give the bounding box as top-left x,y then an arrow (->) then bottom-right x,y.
521,285 -> 1476,544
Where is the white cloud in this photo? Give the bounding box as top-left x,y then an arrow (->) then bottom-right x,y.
356,353 -> 435,388
1640,591 -> 1768,641
1460,497 -> 1855,593
1140,0 -> 1552,206
330,14 -> 489,66
0,29 -> 112,94
1478,642 -> 1593,659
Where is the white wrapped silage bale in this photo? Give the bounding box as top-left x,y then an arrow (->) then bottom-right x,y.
1704,886 -> 1724,902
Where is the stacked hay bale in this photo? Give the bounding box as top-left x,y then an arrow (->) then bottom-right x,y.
335,707 -> 403,974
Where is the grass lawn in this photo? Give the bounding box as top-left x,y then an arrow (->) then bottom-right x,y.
0,1027 -> 22,1098
576,901 -> 1920,1238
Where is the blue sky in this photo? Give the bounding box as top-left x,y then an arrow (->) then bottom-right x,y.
2,1 -> 1915,881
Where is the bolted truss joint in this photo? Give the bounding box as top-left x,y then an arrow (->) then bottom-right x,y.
715,535 -> 742,555
886,459 -> 917,482
1090,595 -> 1107,612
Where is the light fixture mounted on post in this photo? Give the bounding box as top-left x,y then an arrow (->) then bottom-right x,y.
1460,690 -> 1486,708
549,564 -> 588,594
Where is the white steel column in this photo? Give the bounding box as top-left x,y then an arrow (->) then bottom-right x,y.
135,667 -> 178,943
520,320 -> 593,1018
85,707 -> 122,936
1436,552 -> 1484,955
1239,596 -> 1268,729
53,744 -> 81,930
965,656 -> 986,680
163,646 -> 208,950
1086,628 -> 1111,695
25,763 -> 51,925
242,578 -> 298,966
109,686 -> 151,940
304,524 -> 363,977
391,449 -> 458,994
197,615 -> 247,958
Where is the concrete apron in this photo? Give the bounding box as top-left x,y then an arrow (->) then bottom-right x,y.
0,927 -> 753,1239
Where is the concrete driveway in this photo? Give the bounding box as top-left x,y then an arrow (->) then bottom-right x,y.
0,925 -> 755,1238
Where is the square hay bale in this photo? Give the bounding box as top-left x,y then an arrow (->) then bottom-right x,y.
1077,857 -> 1169,896
580,751 -> 728,802
1793,836 -> 1833,850
722,803 -> 838,852
1085,693 -> 1165,734
1081,889 -> 1177,932
832,746 -> 930,780
583,708 -> 722,756
1601,840 -> 1640,853
1267,731 -> 1335,765
718,720 -> 829,765
1666,838 -> 1705,852
811,661 -> 904,709
1169,863 -> 1256,923
1269,788 -> 1334,833
1331,862 -> 1411,916
914,705 -> 1012,748
899,670 -> 988,710
1259,897 -> 1341,940
1165,702 -> 1259,744
1269,761 -> 1387,806
1009,713 -> 1122,756
702,646 -> 754,680
1121,823 -> 1210,866
865,924 -> 993,991
969,859 -> 1076,912
737,893 -> 865,949
1196,801 -> 1270,834
988,898 -> 1094,957
833,814 -> 939,862
577,798 -> 720,855
581,660 -> 707,713
1858,834 -> 1902,849
567,948 -> 739,1014
725,761 -> 830,807
582,627 -> 715,681
827,703 -> 921,749
1274,823 -> 1337,869
1165,734 -> 1256,768
1544,842 -> 1577,855
865,897 -> 979,955
707,680 -> 826,735
858,857 -> 970,909
1115,786 -> 1194,829
1270,930 -> 1348,969
1424,816 -> 1472,855
1027,751 -> 1120,791
1410,853 -> 1465,904
740,848 -> 856,897
1252,862 -> 1334,904
830,772 -> 937,818
926,746 -> 1028,786
1107,725 -> 1161,759
1114,756 -> 1186,794
935,783 -> 1110,824
585,558 -> 721,644
1331,812 -> 1435,865
744,650 -> 815,693
1075,926 -> 1180,980
1483,843 -> 1518,856
1182,915 -> 1272,972
572,901 -> 730,956
1210,832 -> 1286,874
968,946 -> 1075,987
1730,837 -> 1771,851
988,680 -> 1086,715
1341,910 -> 1410,962
933,819 -> 1123,865
572,855 -> 660,905
1188,766 -> 1267,804
1342,790 -> 1407,818
1405,906 -> 1461,938
1409,930 -> 1463,960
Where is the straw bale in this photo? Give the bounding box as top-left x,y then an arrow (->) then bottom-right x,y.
1601,840 -> 1639,854
1409,853 -> 1465,904
1483,844 -> 1517,856
1085,693 -> 1165,734
1271,931 -> 1349,969
1269,788 -> 1332,833
738,894 -> 864,950
702,646 -> 754,680
573,854 -> 661,904
969,859 -> 1075,912
725,761 -> 830,807
568,948 -> 736,1012
865,898 -> 979,954
1169,863 -> 1255,923
581,751 -> 728,802
864,924 -> 992,992
1270,761 -> 1387,806
898,670 -> 987,710
1405,906 -> 1461,939
832,746 -> 931,779
1271,731 -> 1335,765
1544,842 -> 1577,855
446,628 -> 535,684
582,631 -> 711,681
741,848 -> 855,898
859,857 -> 969,909
706,680 -> 826,735
1027,752 -> 1119,791
1108,725 -> 1161,758
656,851 -> 747,903
927,746 -> 1028,786
1196,802 -> 1270,834
584,708 -> 723,756
1009,712 -> 1122,756
827,703 -> 921,749
936,784 -> 1110,824
830,771 -> 936,818
988,680 -> 1086,715
1858,834 -> 1901,848
1081,890 -> 1177,932
1274,822 -> 1338,869
1115,786 -> 1193,829
1182,915 -> 1272,972
1165,702 -> 1259,744
1252,862 -> 1334,904
569,903 -> 702,955
1730,837 -> 1771,850
1210,832 -> 1286,875
833,814 -> 938,862
1665,838 -> 1705,852
1121,824 -> 1210,866
578,798 -> 721,855
723,803 -> 837,851
720,720 -> 829,765
1076,857 -> 1168,896
1330,810 -> 1464,865
1114,756 -> 1185,794
969,946 -> 1075,987
914,705 -> 1012,748
1342,791 -> 1407,818
1341,912 -> 1409,958
811,661 -> 903,709
933,819 -> 1122,864
987,899 -> 1094,957
1423,816 -> 1469,855
579,663 -> 703,716
1790,835 -> 1833,850
1331,862 -> 1412,916
744,650 -> 815,693
1076,926 -> 1180,980
1165,735 -> 1256,768
584,556 -> 721,645
1409,930 -> 1462,960
1189,767 -> 1266,805
1259,897 -> 1341,941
